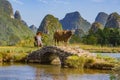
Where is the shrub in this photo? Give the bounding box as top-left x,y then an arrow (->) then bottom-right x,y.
0,53 -> 2,62
66,55 -> 86,68
42,34 -> 54,46
16,38 -> 34,47
0,52 -> 13,62
13,53 -> 27,62
85,57 -> 95,64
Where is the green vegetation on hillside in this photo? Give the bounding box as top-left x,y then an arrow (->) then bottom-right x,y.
0,0 -> 13,17
70,12 -> 120,47
0,14 -> 34,45
111,12 -> 120,19
38,14 -> 62,45
0,0 -> 34,46
105,12 -> 120,28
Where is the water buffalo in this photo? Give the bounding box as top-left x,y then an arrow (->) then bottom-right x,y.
54,30 -> 74,45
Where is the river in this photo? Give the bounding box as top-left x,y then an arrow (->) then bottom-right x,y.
97,53 -> 120,59
0,63 -> 112,80
0,53 -> 120,80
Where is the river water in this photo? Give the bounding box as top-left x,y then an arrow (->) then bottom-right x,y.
0,63 -> 112,80
97,53 -> 120,59
0,53 -> 120,80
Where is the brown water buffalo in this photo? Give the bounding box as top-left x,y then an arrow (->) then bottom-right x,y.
54,30 -> 74,45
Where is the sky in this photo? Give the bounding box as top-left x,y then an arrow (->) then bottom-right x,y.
9,0 -> 120,27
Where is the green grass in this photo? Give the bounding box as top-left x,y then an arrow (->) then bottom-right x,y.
0,46 -> 39,62
0,43 -> 120,69
70,43 -> 120,53
65,52 -> 119,69
0,46 -> 38,53
65,55 -> 117,70
96,54 -> 118,63
66,55 -> 86,68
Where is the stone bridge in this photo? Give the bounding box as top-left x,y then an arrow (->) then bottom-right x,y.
27,46 -> 93,67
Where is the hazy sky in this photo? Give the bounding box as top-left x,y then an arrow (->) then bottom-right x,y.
9,0 -> 120,27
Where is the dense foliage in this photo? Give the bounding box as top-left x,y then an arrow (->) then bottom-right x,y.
79,12 -> 120,46
70,34 -> 82,43
82,28 -> 120,46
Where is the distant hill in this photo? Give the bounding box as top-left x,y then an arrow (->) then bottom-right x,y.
0,0 -> 14,18
14,10 -> 28,27
60,11 -> 91,32
95,12 -> 109,26
0,0 -> 34,45
90,22 -> 104,33
38,14 -> 62,34
38,14 -> 62,45
14,10 -> 21,20
75,29 -> 85,37
105,12 -> 120,28
29,25 -> 38,34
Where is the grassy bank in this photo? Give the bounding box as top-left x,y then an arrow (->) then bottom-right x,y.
0,46 -> 38,62
65,54 -> 119,70
0,43 -> 120,63
0,44 -> 120,70
71,44 -> 120,53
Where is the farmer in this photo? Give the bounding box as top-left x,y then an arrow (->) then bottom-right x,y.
34,32 -> 43,47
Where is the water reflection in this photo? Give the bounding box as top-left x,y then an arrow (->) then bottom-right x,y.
0,63 -> 112,80
31,64 -> 66,80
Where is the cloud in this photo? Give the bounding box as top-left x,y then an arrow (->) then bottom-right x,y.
10,0 -> 24,5
91,0 -> 106,3
37,0 -> 48,4
37,0 -> 69,5
53,0 -> 69,5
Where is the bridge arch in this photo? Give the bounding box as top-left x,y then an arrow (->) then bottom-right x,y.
40,52 -> 60,64
27,46 -> 73,67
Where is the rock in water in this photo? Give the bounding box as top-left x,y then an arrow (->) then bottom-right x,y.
105,12 -> 120,28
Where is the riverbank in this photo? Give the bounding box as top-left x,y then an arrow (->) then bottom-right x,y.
71,44 -> 120,53
0,45 -> 120,70
27,46 -> 119,70
0,46 -> 38,62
